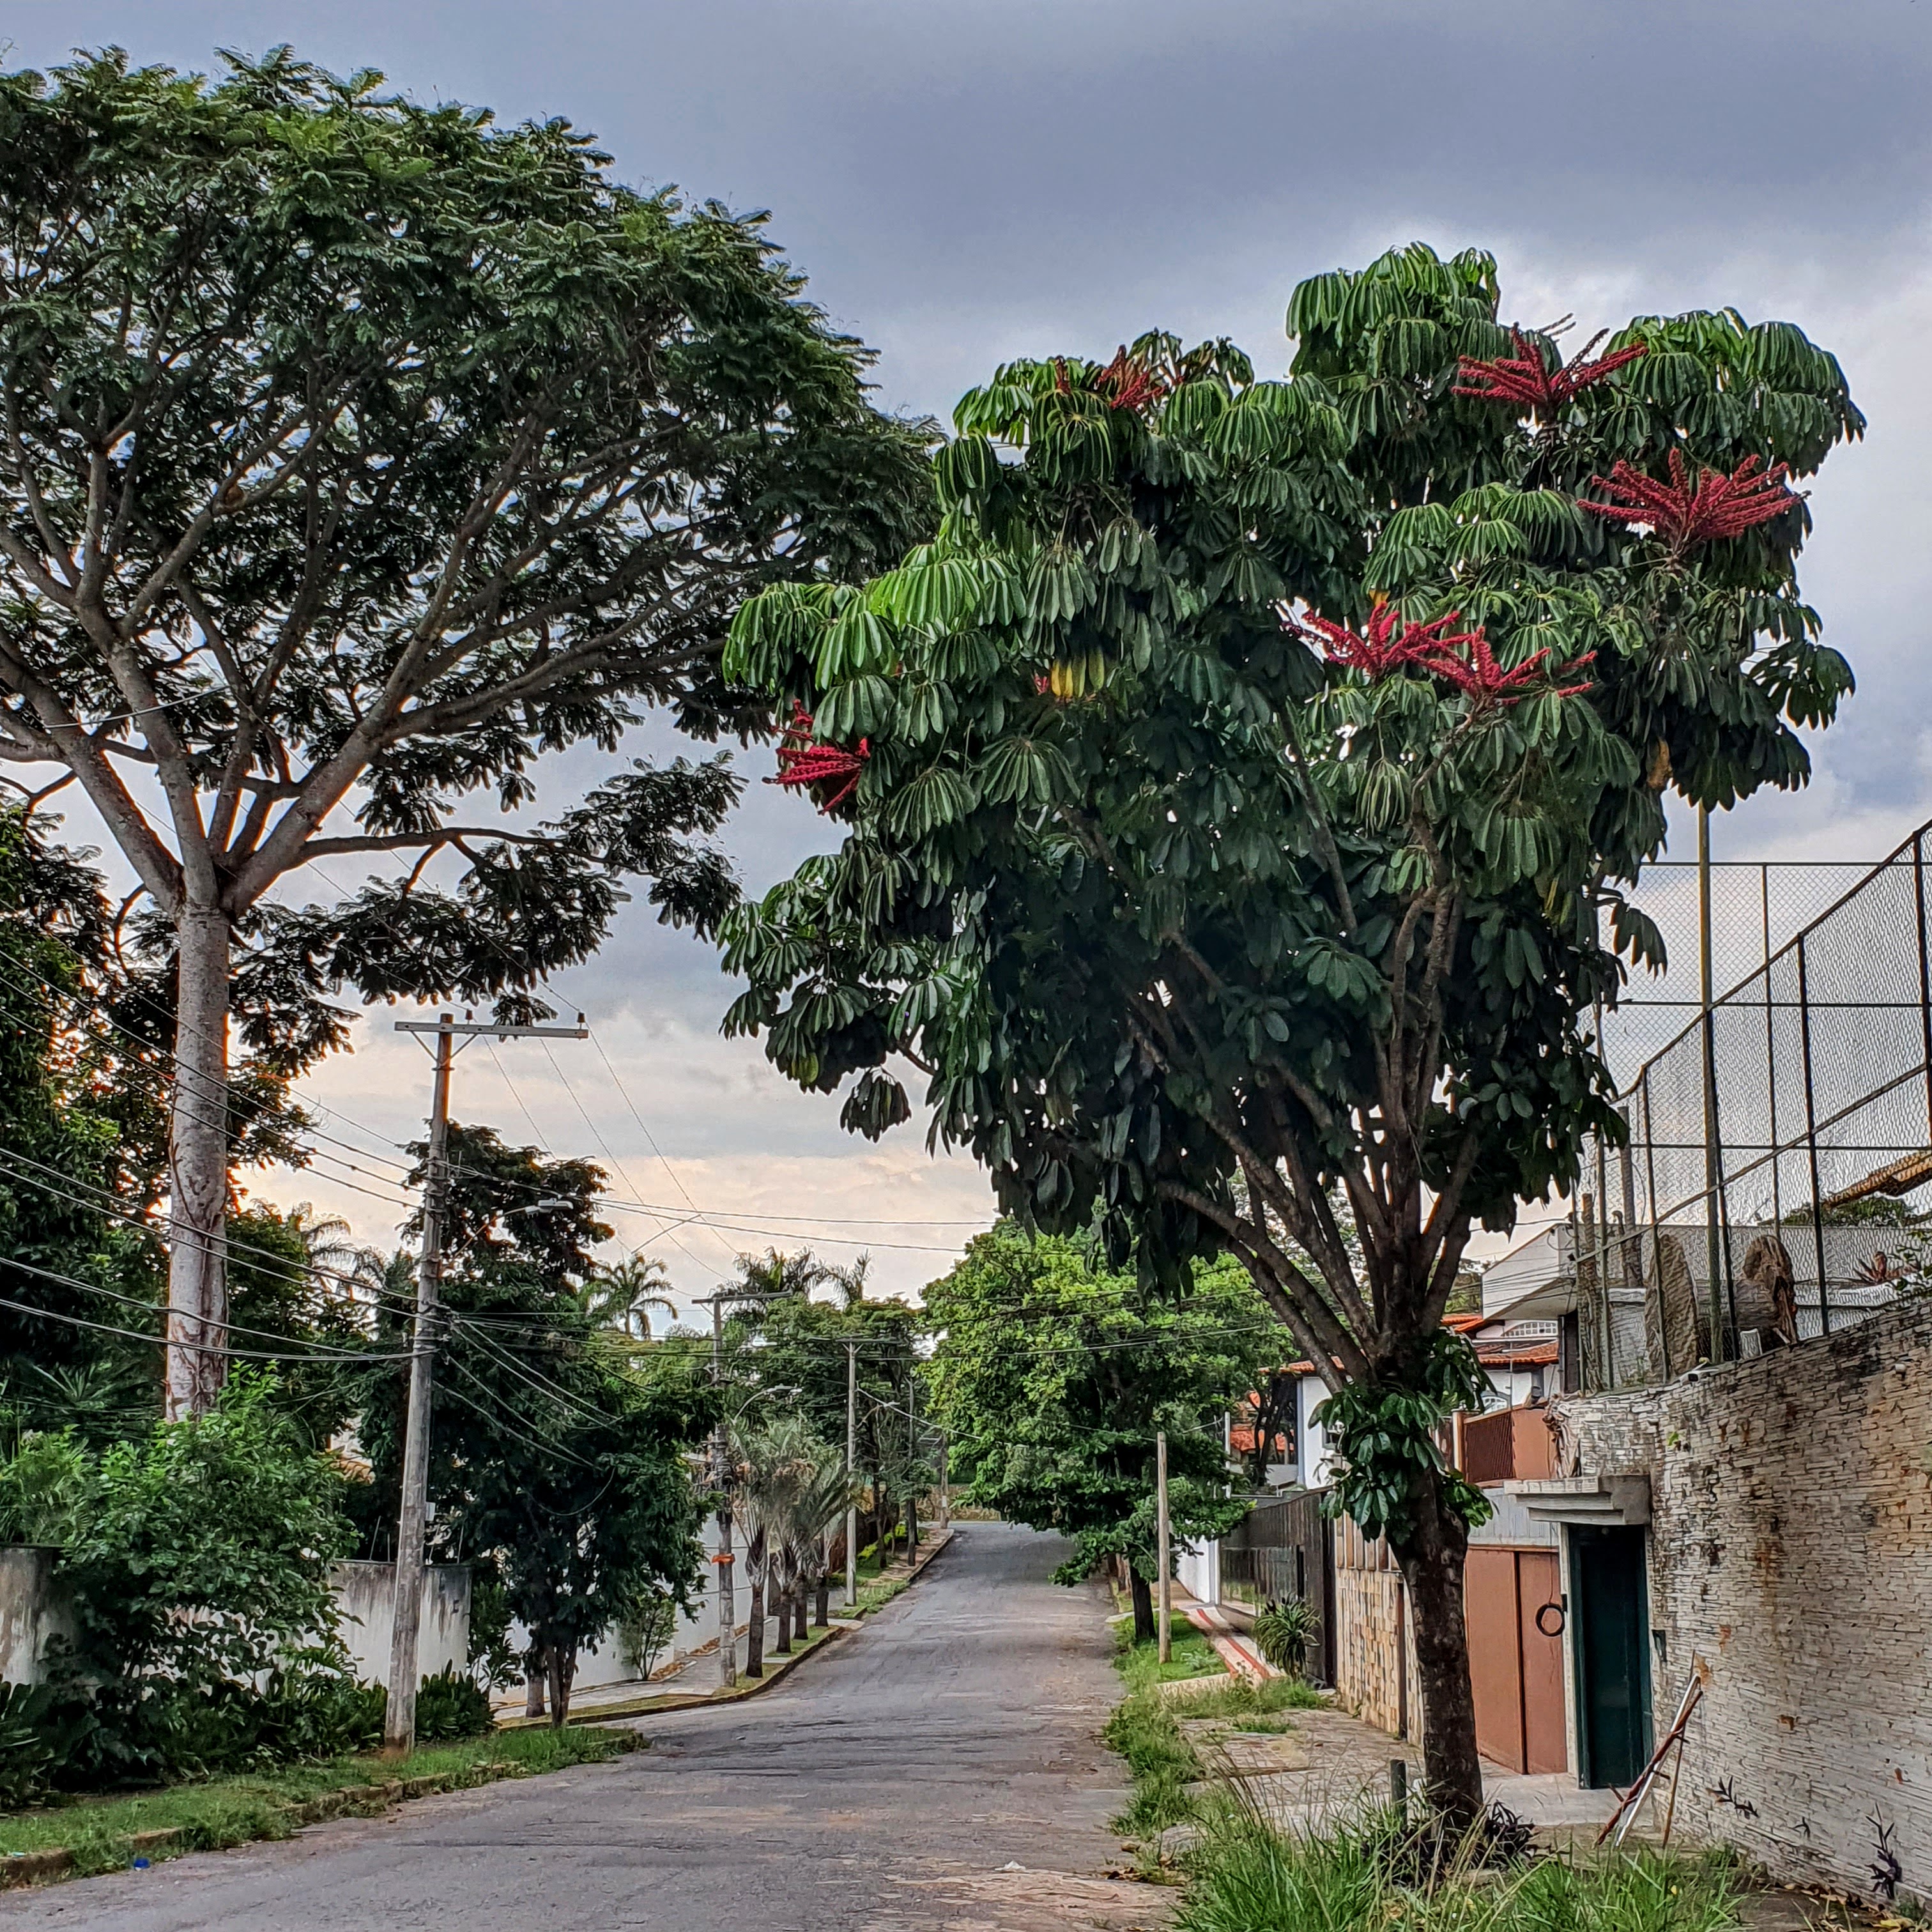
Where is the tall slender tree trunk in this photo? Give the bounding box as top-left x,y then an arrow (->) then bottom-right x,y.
772,1552 -> 792,1655
167,905 -> 232,1418
1393,1475 -> 1485,1832
815,1538 -> 830,1628
1130,1571 -> 1155,1644
746,1525 -> 767,1678
793,1561 -> 808,1642
525,1657 -> 547,1719
547,1639 -> 576,1728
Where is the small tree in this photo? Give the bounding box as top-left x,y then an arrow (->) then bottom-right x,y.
0,50 -> 931,1416
924,1223 -> 1274,1640
355,1121 -> 713,1724
720,246 -> 1860,1820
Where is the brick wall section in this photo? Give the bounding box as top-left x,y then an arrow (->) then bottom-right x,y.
1554,1292 -> 1932,1899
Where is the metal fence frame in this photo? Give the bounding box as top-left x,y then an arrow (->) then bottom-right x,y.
1578,824 -> 1932,1389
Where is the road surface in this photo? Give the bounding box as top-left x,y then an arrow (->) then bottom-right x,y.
1,1522 -> 1164,1931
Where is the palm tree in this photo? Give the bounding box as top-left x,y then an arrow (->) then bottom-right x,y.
733,1248 -> 834,1305
733,1417 -> 818,1674
581,1254 -> 678,1340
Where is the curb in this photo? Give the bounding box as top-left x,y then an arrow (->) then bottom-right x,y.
516,1526 -> 962,1730
0,1738 -> 645,1891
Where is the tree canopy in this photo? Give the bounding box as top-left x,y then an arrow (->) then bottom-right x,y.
923,1223 -> 1272,1629
718,243 -> 1860,1818
0,47 -> 933,1411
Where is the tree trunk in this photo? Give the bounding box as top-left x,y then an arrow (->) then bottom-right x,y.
525,1659 -> 546,1719
1130,1570 -> 1155,1644
905,1491 -> 917,1560
772,1567 -> 792,1655
815,1544 -> 830,1629
793,1568 -> 808,1642
1392,1475 -> 1485,1832
547,1640 -> 576,1728
167,904 -> 232,1419
745,1525 -> 767,1678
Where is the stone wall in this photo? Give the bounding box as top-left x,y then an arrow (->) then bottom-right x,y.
1554,1292 -> 1932,1900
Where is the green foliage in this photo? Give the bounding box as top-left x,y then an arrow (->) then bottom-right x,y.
1315,1331 -> 1495,1542
0,45 -> 933,1055
615,1591 -> 677,1682
59,1376 -> 351,1692
1250,1598 -> 1321,1678
413,1666 -> 493,1743
0,1682 -> 56,1807
1103,1687 -> 1202,1834
924,1223 -> 1269,1581
354,1126 -> 714,1712
0,1427 -> 91,1545
1175,1812 -> 1744,1932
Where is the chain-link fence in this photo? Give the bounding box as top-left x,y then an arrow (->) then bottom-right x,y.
1572,831 -> 1932,1391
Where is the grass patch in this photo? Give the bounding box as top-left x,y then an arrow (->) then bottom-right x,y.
0,1726 -> 630,1881
1103,1623 -> 1330,1843
1164,1675 -> 1326,1722
1114,1618 -> 1225,1690
1175,1806 -> 1745,1932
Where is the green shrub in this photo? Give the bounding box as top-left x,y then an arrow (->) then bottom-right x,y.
1251,1598 -> 1319,1678
0,1683 -> 55,1807
413,1667 -> 493,1742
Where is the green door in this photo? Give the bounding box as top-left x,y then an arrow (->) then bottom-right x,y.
1572,1526 -> 1650,1788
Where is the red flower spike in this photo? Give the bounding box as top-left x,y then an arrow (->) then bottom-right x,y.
1292,604 -> 1488,680
1420,631 -> 1596,710
1092,345 -> 1170,415
1453,328 -> 1647,415
1577,450 -> 1797,549
771,702 -> 870,811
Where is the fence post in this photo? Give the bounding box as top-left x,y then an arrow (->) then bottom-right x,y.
1915,834 -> 1932,1145
1763,864 -> 1781,1230
1797,936 -> 1830,1336
1642,1070 -> 1669,1383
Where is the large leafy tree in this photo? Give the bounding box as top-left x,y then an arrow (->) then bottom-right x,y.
0,50 -> 931,1416
924,1222 -> 1275,1641
719,245 -> 1860,1820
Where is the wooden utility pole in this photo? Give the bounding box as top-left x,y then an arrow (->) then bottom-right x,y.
845,1340 -> 859,1609
710,1294 -> 737,1689
1156,1430 -> 1172,1664
385,1009 -> 586,1756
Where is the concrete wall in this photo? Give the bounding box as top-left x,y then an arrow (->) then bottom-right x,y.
1554,1292 -> 1932,1900
1176,1539 -> 1218,1605
0,1548 -> 73,1685
330,1562 -> 471,1686
0,1552 -> 470,1689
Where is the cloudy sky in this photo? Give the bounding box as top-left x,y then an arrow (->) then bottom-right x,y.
8,1 -> 1930,1300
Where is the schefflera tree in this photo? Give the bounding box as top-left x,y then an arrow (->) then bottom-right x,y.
719,245 -> 1860,1821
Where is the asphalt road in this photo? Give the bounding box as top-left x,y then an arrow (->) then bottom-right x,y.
2,1522 -> 1165,1932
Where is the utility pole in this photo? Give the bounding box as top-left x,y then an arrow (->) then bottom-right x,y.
710,1293 -> 736,1689
1156,1430 -> 1172,1664
385,1009 -> 586,1756
845,1340 -> 858,1609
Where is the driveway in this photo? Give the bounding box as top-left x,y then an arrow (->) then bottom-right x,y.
1,1522 -> 1164,1931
